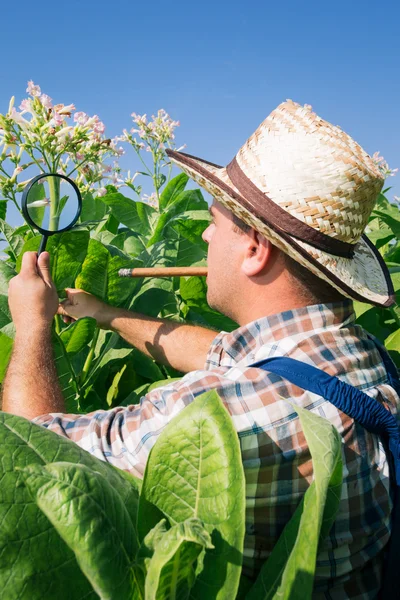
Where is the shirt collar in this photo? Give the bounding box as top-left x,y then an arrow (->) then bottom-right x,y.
206,300 -> 355,369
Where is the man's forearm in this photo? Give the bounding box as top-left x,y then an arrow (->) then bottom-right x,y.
101,306 -> 217,373
2,328 -> 65,419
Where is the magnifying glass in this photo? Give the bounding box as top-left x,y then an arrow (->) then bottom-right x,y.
22,173 -> 82,255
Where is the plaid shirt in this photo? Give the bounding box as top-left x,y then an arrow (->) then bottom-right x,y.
34,301 -> 399,599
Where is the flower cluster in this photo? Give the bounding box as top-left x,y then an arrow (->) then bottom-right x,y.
118,109 -> 185,207
372,151 -> 398,178
0,81 -> 122,210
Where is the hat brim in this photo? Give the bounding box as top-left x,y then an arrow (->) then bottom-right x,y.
166,149 -> 396,308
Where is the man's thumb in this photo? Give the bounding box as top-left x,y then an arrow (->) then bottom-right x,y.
37,252 -> 53,284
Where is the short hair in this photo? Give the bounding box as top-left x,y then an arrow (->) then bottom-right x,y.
231,212 -> 345,304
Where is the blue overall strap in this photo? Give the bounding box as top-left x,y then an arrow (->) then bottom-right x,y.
250,353 -> 400,599
250,356 -> 400,485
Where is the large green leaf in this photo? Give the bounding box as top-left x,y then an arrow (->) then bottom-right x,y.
372,210 -> 400,239
96,229 -> 146,258
80,190 -> 107,224
246,404 -> 343,600
0,294 -> 11,329
100,192 -> 157,237
159,173 -> 189,211
75,238 -> 139,306
131,239 -> 180,318
52,332 -> 80,411
0,260 -> 16,294
0,219 -> 25,263
138,389 -> 246,600
21,462 -> 141,600
0,330 -> 13,383
16,230 -> 89,295
366,227 -> 395,250
169,209 -> 210,248
148,189 -> 208,247
139,518 -> 213,600
60,317 -> 97,356
0,413 -> 140,600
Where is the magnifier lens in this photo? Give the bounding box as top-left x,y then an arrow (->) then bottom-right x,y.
25,175 -> 80,232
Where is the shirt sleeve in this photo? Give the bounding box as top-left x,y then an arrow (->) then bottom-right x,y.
32,369 -> 227,478
204,330 -> 228,369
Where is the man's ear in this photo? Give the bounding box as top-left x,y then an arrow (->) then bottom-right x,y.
241,230 -> 272,276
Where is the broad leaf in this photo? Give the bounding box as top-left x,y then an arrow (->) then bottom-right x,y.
0,219 -> 25,262
16,230 -> 89,295
0,260 -> 16,294
0,330 -> 13,383
52,332 -> 80,411
0,413 -> 140,600
21,462 -> 141,600
60,317 -> 97,356
138,389 -> 246,600
246,404 -> 342,600
132,239 -> 180,318
0,293 -> 11,329
366,227 -> 395,250
75,238 -> 139,306
159,173 -> 189,211
372,210 -> 400,239
80,190 -> 107,223
100,192 -> 157,237
148,189 -> 208,247
141,518 -> 213,600
96,229 -> 145,258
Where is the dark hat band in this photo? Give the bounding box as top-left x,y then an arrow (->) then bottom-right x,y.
226,157 -> 356,259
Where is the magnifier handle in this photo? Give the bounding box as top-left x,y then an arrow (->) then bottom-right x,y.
38,235 -> 48,256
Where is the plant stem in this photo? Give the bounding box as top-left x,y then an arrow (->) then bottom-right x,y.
48,173 -> 60,231
80,327 -> 100,385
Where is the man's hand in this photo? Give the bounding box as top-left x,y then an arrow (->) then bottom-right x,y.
8,251 -> 58,333
58,289 -> 111,328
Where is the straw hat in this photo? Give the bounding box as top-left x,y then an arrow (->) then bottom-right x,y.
166,100 -> 395,307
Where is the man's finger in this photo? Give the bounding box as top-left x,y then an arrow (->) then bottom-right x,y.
57,301 -> 72,316
37,252 -> 53,285
20,252 -> 39,277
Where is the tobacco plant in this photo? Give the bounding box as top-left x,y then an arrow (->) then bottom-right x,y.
0,82 -> 398,599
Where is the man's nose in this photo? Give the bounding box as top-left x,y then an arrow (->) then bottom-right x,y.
202,224 -> 212,243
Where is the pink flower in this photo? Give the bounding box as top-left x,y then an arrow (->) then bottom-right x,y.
40,94 -> 53,109
97,187 -> 107,197
26,80 -> 41,97
74,111 -> 89,125
19,99 -> 32,113
57,103 -> 76,115
52,112 -> 64,127
93,120 -> 105,134
9,108 -> 28,126
76,152 -> 85,160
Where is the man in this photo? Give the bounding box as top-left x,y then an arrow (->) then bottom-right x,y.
2,100 -> 398,598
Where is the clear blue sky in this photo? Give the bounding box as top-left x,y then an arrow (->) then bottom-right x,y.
2,0 -> 399,214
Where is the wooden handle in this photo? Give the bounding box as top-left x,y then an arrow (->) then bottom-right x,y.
118,267 -> 208,278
